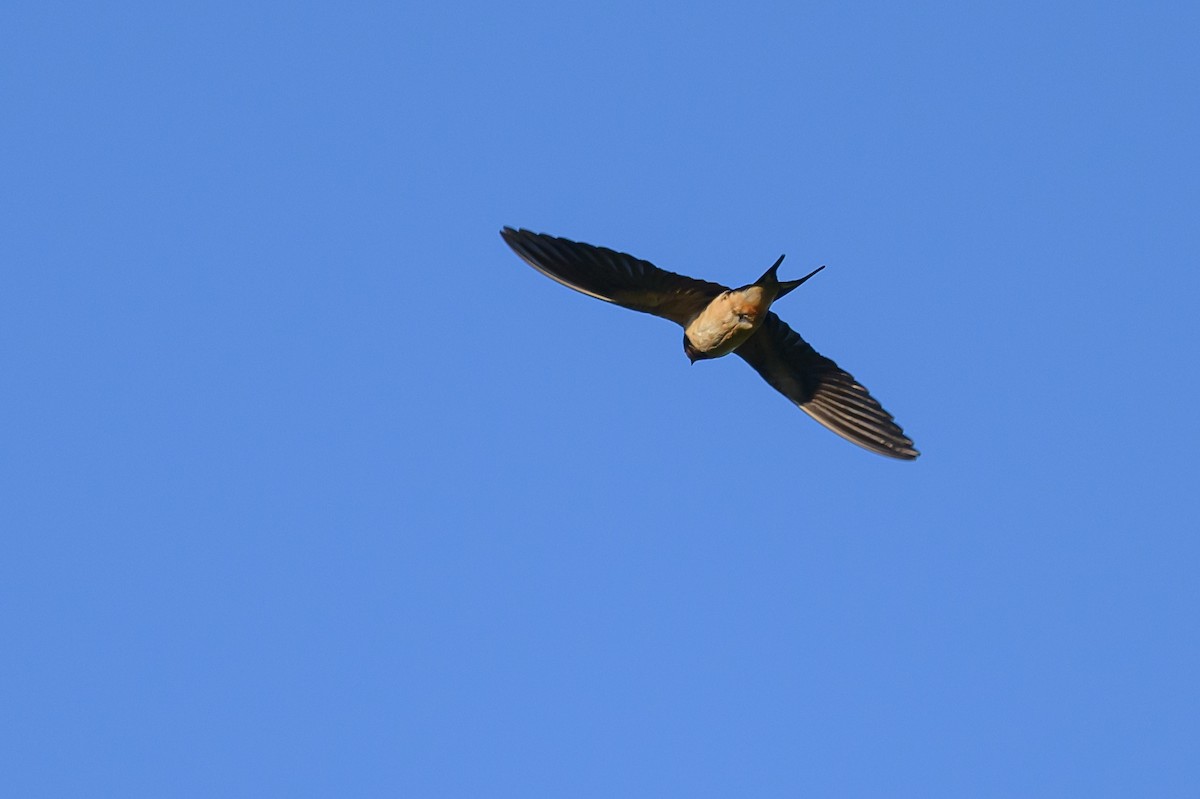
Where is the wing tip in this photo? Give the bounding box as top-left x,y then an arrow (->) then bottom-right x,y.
844,429 -> 921,461
800,396 -> 920,461
837,429 -> 921,461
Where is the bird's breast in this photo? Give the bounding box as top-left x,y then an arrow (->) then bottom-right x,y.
684,289 -> 771,358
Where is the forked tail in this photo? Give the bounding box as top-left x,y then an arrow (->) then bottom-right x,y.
756,253 -> 825,300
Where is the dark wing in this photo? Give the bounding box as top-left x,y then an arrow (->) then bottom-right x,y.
736,313 -> 919,460
501,227 -> 726,326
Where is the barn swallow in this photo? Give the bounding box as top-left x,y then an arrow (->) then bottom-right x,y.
500,227 -> 919,460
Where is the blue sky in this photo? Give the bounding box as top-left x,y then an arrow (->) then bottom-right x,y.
3,1 -> 1198,795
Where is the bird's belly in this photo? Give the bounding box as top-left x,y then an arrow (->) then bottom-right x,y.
686,313 -> 758,357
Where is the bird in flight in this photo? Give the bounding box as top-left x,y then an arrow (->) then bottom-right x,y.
500,228 -> 919,460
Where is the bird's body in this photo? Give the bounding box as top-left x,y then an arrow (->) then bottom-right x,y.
500,227 -> 919,460
685,286 -> 771,358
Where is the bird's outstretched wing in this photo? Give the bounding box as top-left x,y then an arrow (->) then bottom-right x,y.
501,228 -> 726,326
736,313 -> 919,460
